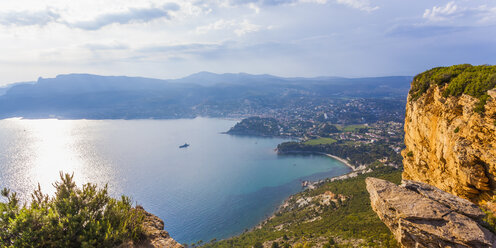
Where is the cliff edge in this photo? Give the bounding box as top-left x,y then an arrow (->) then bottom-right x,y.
119,206 -> 183,248
366,65 -> 496,247
366,177 -> 496,247
402,65 -> 496,203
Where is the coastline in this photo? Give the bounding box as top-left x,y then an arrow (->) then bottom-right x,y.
247,150 -> 361,232
321,153 -> 356,171
251,164 -> 372,233
276,150 -> 357,171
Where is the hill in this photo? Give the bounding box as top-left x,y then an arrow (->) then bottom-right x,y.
0,73 -> 412,119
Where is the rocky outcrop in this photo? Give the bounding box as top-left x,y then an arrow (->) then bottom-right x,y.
226,117 -> 283,137
366,177 -> 496,247
402,86 -> 496,203
119,206 -> 183,248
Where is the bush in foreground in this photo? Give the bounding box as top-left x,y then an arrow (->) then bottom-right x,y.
0,173 -> 144,248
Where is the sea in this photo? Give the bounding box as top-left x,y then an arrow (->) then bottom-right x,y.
0,117 -> 351,244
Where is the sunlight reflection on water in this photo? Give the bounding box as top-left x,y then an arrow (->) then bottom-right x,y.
0,118 -> 117,201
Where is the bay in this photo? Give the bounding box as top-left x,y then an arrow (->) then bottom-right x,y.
0,117 -> 351,244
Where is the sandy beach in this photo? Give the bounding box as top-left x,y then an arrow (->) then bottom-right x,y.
276,149 -> 356,171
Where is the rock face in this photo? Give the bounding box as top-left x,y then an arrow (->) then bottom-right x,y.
402,86 -> 496,202
119,206 -> 183,248
366,177 -> 496,247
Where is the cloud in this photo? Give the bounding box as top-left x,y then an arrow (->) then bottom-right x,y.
137,42 -> 228,55
387,24 -> 468,38
0,8 -> 60,26
423,2 -> 496,24
335,0 -> 378,12
478,5 -> 496,23
228,0 -> 326,6
83,42 -> 129,51
132,40 -> 299,62
196,19 -> 237,34
234,20 -> 261,36
196,19 -> 262,36
387,2 -> 496,39
423,2 -> 458,22
300,0 -> 328,3
0,4 -> 181,30
228,0 -> 289,6
67,3 -> 180,30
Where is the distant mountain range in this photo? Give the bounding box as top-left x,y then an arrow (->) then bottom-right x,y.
0,73 -> 412,119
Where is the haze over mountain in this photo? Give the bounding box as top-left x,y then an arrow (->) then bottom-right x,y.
0,73 -> 412,119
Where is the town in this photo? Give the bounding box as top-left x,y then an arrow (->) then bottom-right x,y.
226,96 -> 406,168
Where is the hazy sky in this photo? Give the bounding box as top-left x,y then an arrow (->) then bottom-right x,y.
0,0 -> 495,84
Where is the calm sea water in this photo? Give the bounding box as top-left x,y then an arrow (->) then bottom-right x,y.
0,117 -> 350,244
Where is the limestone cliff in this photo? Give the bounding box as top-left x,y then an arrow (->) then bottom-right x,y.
402,76 -> 496,203
366,177 -> 496,247
368,65 -> 496,247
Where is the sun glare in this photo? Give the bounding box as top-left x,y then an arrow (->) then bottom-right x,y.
19,119 -> 86,195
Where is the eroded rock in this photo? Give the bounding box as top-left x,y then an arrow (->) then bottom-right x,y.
119,206 -> 183,248
366,177 -> 496,248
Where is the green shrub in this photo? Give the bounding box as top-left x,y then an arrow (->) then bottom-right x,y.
454,127 -> 460,133
481,195 -> 496,234
409,64 -> 496,114
253,241 -> 264,248
293,243 -> 313,248
407,151 -> 413,157
482,209 -> 496,233
0,173 -> 144,248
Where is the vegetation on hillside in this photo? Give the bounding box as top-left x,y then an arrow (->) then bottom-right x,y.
202,167 -> 402,248
409,64 -> 496,113
337,125 -> 368,133
0,173 -> 144,248
303,138 -> 337,146
227,117 -> 282,136
481,195 -> 496,234
314,124 -> 340,137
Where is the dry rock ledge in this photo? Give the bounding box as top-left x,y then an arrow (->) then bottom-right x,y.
119,206 -> 183,248
366,177 -> 496,248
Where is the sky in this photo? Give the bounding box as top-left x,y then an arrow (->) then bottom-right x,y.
0,0 -> 495,85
